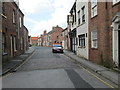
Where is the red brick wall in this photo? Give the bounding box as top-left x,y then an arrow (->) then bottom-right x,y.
88,1 -> 120,67
2,2 -> 25,62
50,26 -> 63,46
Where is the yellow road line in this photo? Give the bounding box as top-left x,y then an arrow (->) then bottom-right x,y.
78,64 -> 117,89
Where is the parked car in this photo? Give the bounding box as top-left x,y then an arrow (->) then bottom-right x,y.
52,44 -> 63,53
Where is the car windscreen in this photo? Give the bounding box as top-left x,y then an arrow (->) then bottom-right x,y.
53,45 -> 62,47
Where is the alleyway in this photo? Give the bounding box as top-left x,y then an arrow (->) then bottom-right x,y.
2,47 -> 117,88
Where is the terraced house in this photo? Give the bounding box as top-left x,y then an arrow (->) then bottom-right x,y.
88,0 -> 120,68
67,0 -> 120,68
76,1 -> 89,59
2,1 -> 29,64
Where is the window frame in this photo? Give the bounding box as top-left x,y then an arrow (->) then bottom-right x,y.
82,6 -> 85,23
14,36 -> 17,52
2,2 -> 5,15
2,33 -> 7,55
91,0 -> 97,18
78,10 -> 81,25
78,34 -> 85,48
19,17 -> 22,28
91,31 -> 98,49
12,10 -> 15,24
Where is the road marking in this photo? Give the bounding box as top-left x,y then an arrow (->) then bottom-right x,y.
77,64 -> 117,89
64,54 -> 117,89
65,69 -> 93,88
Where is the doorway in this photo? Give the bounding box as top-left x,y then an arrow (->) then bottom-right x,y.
118,24 -> 120,67
10,36 -> 13,57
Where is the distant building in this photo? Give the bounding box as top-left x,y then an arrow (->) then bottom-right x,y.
30,37 -> 38,46
23,26 -> 29,52
42,30 -> 48,46
62,28 -> 68,49
38,35 -> 42,46
50,26 -> 63,46
41,26 -> 64,47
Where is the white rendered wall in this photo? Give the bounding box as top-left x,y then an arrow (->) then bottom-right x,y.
76,1 -> 89,59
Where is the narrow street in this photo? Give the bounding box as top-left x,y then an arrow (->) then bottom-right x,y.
2,47 -> 117,88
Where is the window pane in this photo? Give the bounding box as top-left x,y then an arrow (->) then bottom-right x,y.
13,10 -> 15,23
94,6 -> 97,16
91,0 -> 97,7
91,0 -> 97,17
78,34 -> 85,47
91,31 -> 97,48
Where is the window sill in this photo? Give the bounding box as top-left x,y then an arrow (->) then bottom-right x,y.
91,15 -> 98,19
78,46 -> 86,48
2,52 -> 8,56
77,22 -> 86,27
91,48 -> 98,50
14,50 -> 17,52
13,22 -> 16,24
112,1 -> 120,7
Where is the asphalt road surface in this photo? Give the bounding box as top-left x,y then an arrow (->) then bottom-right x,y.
2,47 -> 117,89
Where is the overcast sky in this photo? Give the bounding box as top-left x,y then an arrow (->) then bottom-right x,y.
19,0 -> 75,37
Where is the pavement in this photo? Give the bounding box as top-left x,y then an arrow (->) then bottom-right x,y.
64,50 -> 120,86
1,47 -> 35,76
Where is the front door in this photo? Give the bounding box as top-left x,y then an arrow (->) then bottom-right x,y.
10,36 -> 13,57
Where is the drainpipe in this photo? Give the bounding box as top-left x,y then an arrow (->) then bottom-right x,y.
0,1 -> 2,89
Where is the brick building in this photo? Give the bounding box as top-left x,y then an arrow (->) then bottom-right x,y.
23,26 -> 29,52
49,26 -> 63,46
42,30 -> 48,46
2,2 -> 28,63
38,35 -> 42,46
88,0 -> 120,67
30,37 -> 38,46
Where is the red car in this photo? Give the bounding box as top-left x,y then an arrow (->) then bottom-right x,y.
52,44 -> 63,53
